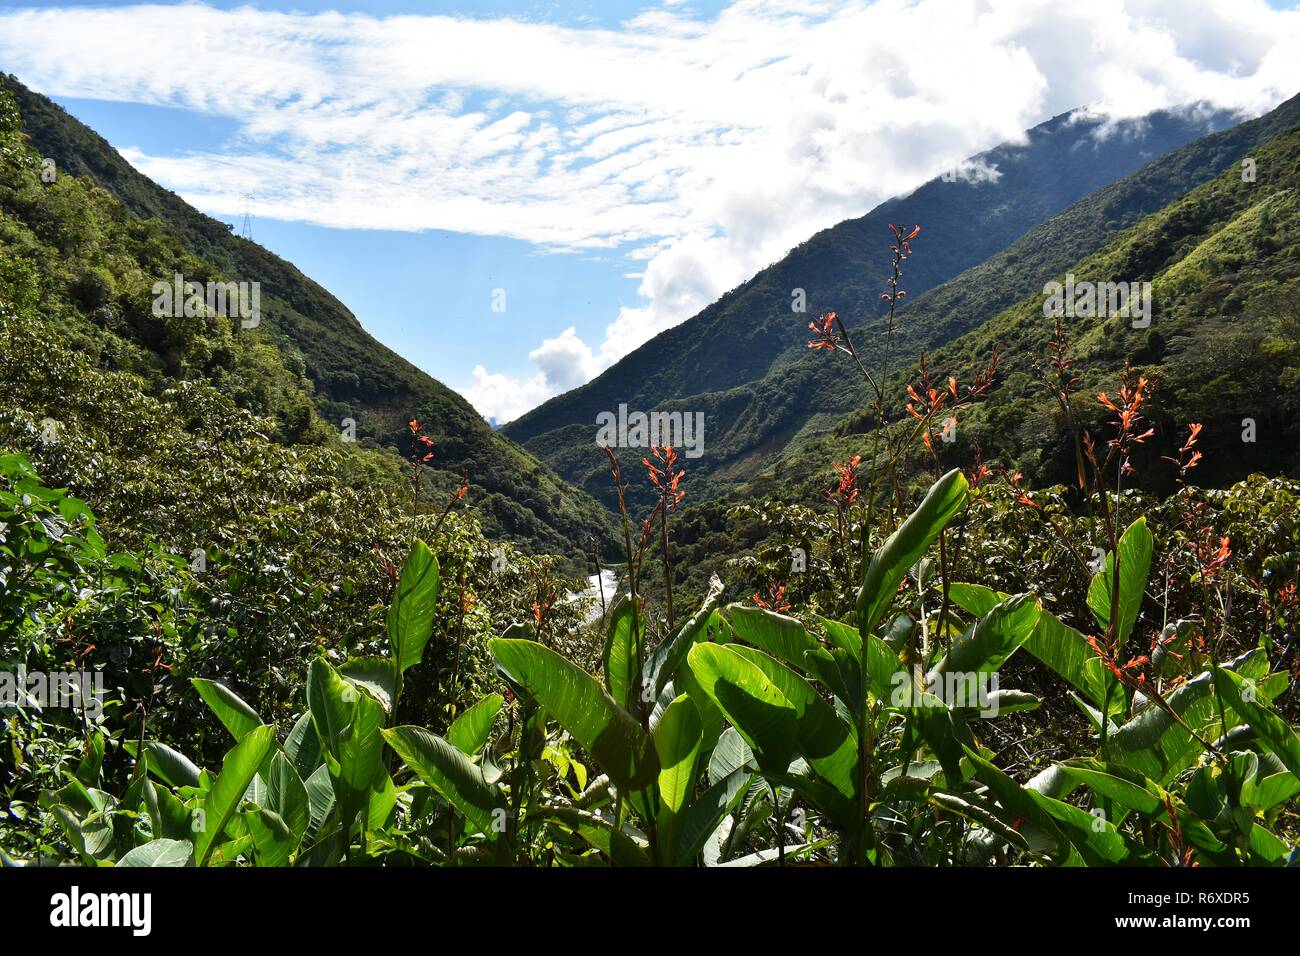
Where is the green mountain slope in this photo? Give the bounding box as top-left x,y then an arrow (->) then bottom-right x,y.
0,73 -> 616,557
672,91 -> 1300,502
504,103 -> 1243,508
745,101 -> 1300,507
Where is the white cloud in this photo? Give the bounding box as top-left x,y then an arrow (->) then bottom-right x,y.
4,0 -> 1300,421
529,326 -> 601,393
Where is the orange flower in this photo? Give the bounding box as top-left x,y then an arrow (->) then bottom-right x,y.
644,445 -> 685,509
808,311 -> 842,351
752,581 -> 791,613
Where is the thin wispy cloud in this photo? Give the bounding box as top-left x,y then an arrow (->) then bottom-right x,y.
4,0 -> 1300,421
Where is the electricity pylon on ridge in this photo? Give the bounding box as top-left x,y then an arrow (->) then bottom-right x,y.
239,193 -> 254,240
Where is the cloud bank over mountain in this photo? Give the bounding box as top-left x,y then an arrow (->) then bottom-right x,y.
4,0 -> 1299,420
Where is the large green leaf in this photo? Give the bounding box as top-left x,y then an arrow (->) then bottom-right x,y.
929,593 -> 1041,680
864,633 -> 905,701
727,646 -> 856,799
267,751 -> 310,839
707,727 -> 754,784
1086,517 -> 1152,644
646,576 -> 725,698
950,584 -> 1119,712
447,693 -> 504,755
339,657 -> 400,714
387,538 -> 441,673
818,616 -> 862,658
1107,651 -> 1264,784
143,777 -> 193,842
675,768 -> 751,864
490,638 -> 658,793
117,838 -> 194,867
333,688 -> 387,799
382,726 -> 505,837
725,604 -> 820,672
137,741 -> 202,790
284,712 -> 323,781
191,679 -> 262,741
194,724 -> 275,866
653,694 -> 704,864
307,658 -> 354,761
245,807 -> 294,867
959,745 -> 1069,860
307,658 -> 387,818
858,469 -> 968,636
685,643 -> 798,773
1212,667 -> 1300,778
1058,760 -> 1166,817
602,595 -> 641,712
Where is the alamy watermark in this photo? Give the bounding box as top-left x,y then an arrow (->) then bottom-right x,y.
151,273 -> 261,329
1043,273 -> 1151,328
50,887 -> 151,936
595,404 -> 705,459
890,670 -> 1002,717
0,667 -> 105,718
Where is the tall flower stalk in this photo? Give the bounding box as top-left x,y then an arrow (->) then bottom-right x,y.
644,444 -> 685,632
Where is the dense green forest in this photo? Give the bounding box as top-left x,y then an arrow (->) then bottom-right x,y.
503,100 -> 1266,512
3,77 -> 1299,869
0,74 -> 617,560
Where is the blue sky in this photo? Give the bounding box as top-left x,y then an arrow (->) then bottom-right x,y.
5,0 -> 1300,420
54,94 -> 644,411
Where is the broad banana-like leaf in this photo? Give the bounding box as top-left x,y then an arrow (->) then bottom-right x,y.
725,604 -> 820,672
117,838 -> 194,867
1058,759 -> 1166,818
602,595 -> 641,712
1086,517 -> 1152,645
949,583 -> 1119,713
646,575 -> 725,698
339,657 -> 399,713
307,658 -> 388,831
304,765 -> 336,842
685,643 -> 798,774
191,679 -> 262,741
269,751 -> 310,833
382,725 -> 505,838
284,712 -> 323,781
727,646 -> 856,799
490,638 -> 659,793
447,693 -> 504,755
1107,650 -> 1264,784
858,469 -> 968,637
128,740 -> 202,790
818,616 -> 862,657
194,724 -> 275,866
144,777 -> 193,842
653,694 -> 704,864
678,769 -> 750,864
1212,666 -> 1300,778
387,538 -> 440,673
707,727 -> 754,784
928,593 -> 1041,680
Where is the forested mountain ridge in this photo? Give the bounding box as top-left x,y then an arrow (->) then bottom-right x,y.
0,73 -> 616,556
664,90 -> 1300,507
661,93 -> 1300,603
504,101 -> 1246,509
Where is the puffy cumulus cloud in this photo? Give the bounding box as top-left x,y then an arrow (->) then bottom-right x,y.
463,366 -> 553,426
6,0 -> 1300,421
528,326 -> 601,392
461,326 -> 599,420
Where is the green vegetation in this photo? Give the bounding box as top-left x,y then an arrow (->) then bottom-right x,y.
503,99 -> 1273,510
2,79 -> 1298,868
0,74 -> 617,559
